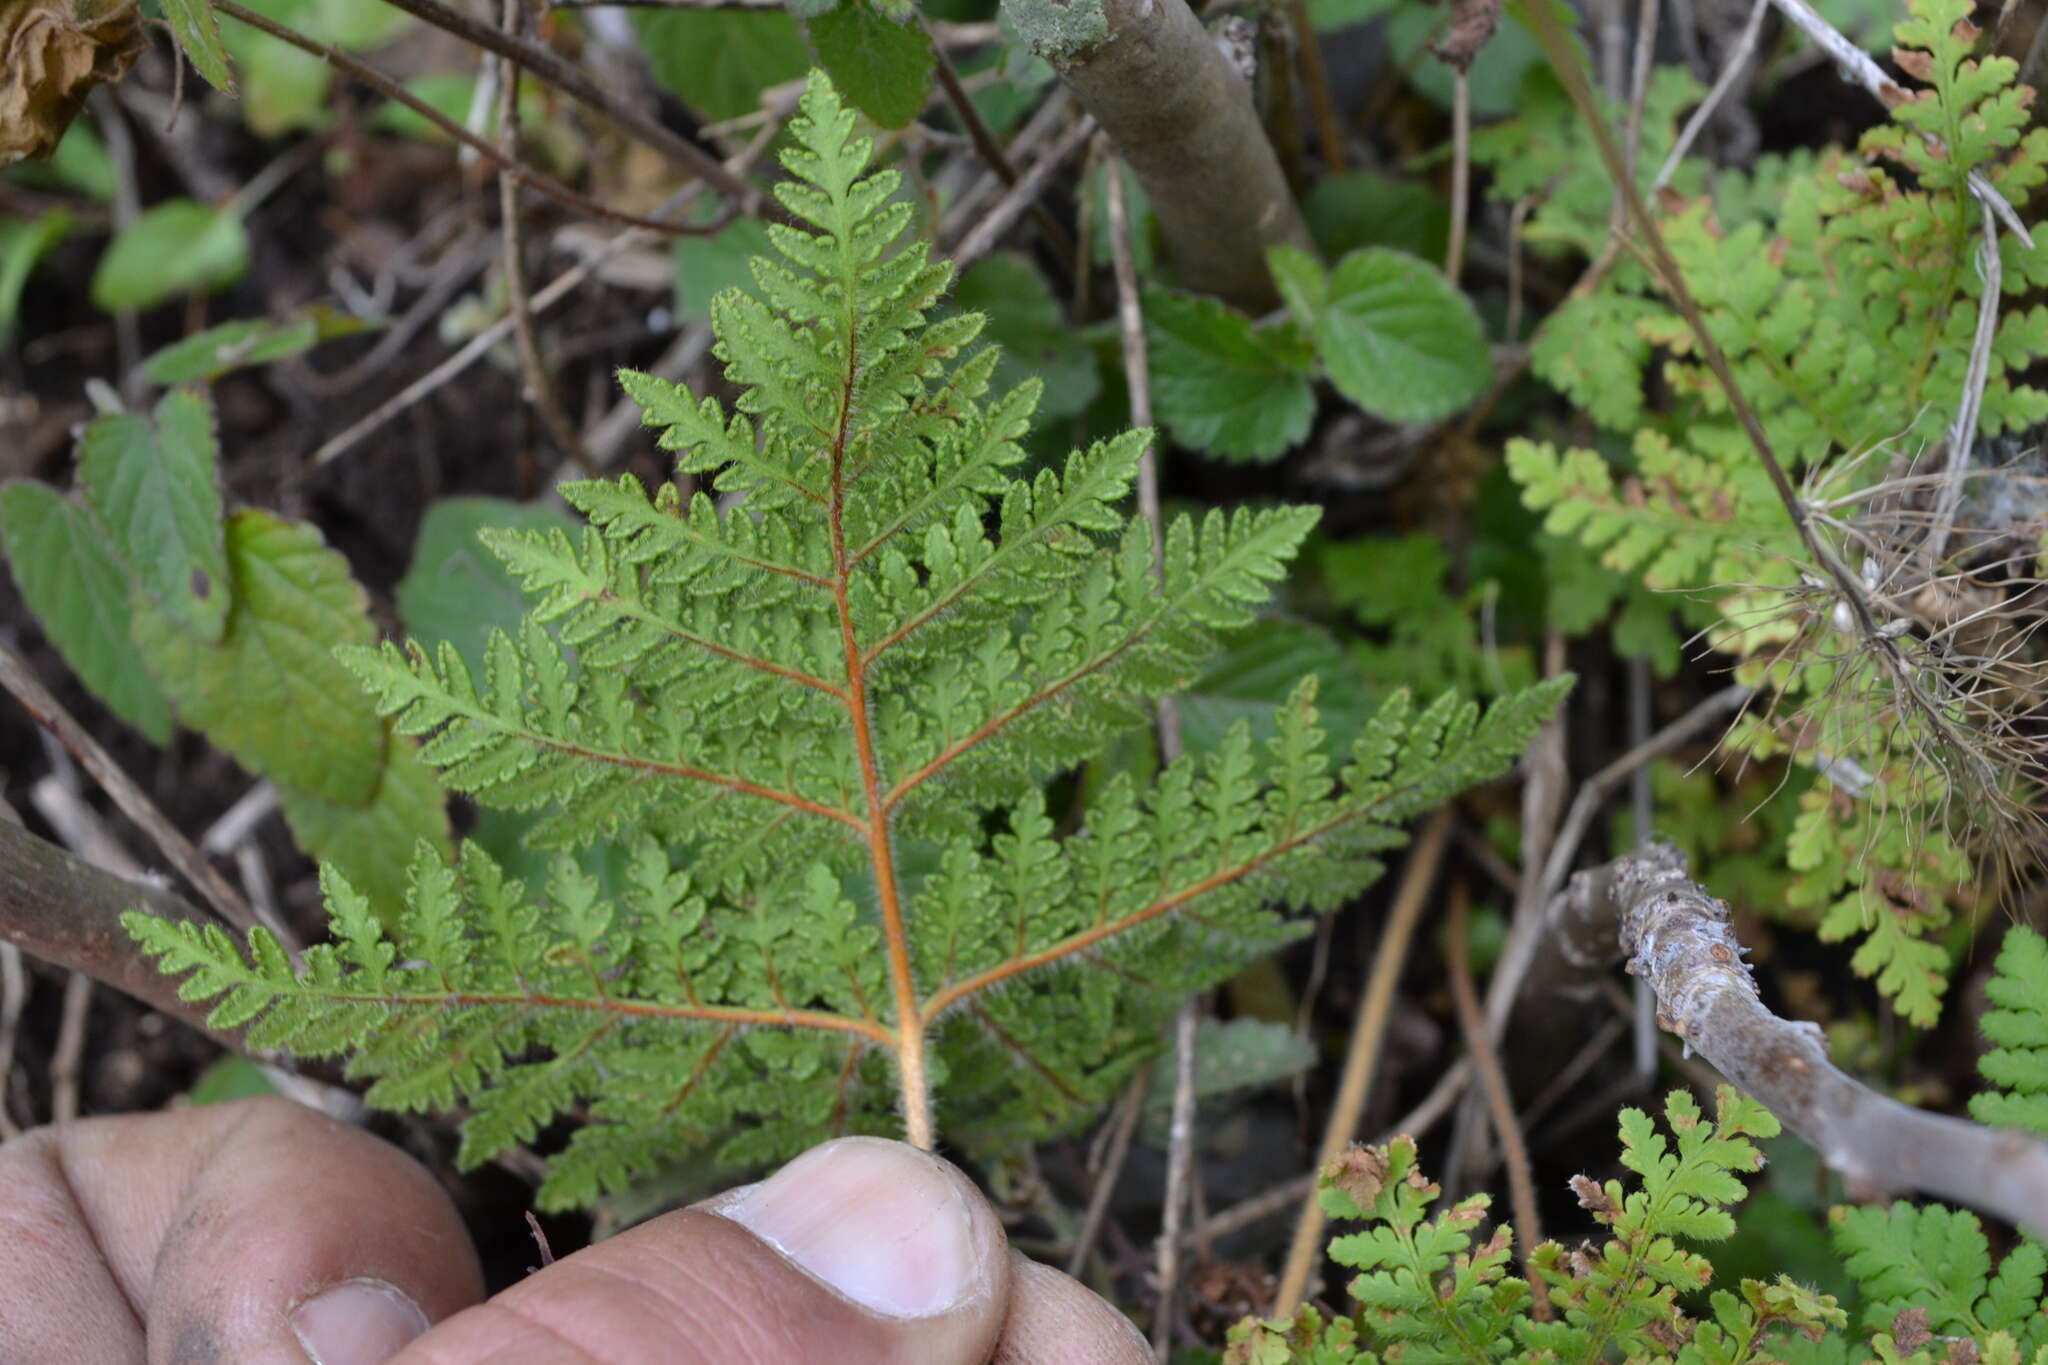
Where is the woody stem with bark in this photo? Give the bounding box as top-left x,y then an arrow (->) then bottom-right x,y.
1003,0 -> 1314,309
1545,843 -> 2048,1237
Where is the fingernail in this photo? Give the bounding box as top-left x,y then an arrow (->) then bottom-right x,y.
290,1277 -> 430,1365
716,1137 -> 983,1318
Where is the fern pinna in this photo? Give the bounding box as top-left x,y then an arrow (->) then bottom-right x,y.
124,72 -> 1565,1208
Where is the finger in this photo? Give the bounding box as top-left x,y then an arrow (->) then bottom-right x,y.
395,1137 -> 1011,1365
0,1095 -> 483,1365
991,1253 -> 1153,1365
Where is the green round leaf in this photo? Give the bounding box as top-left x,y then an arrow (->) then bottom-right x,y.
1311,247 -> 1490,424
805,1 -> 936,130
90,199 -> 250,311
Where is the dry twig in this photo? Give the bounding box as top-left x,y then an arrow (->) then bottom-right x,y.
1107,150 -> 1196,1361
0,643 -> 255,934
1275,807 -> 1455,1317
1447,882 -> 1549,1317
495,0 -> 596,475
951,115 -> 1097,273
1549,844 -> 2048,1237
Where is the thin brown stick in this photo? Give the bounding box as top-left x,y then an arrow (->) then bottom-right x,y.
1446,881 -> 1549,1317
927,32 -> 1077,274
1289,0 -> 1346,171
310,120 -> 780,470
951,115 -> 1096,272
1275,806 -> 1455,1316
1110,149 -> 1194,1361
211,0 -> 710,237
1446,69 -> 1472,287
374,0 -> 784,223
1652,0 -> 1767,191
0,643 -> 254,934
1066,1070 -> 1149,1277
50,971 -> 91,1124
496,0 -> 596,475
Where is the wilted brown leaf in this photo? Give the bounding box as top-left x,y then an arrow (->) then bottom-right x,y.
0,0 -> 145,166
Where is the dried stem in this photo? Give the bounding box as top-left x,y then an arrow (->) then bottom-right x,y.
211,0 -> 710,236
926,31 -> 1078,274
1109,149 -> 1194,1360
1275,806 -> 1455,1316
1927,203 -> 2002,571
1447,881 -> 1549,1317
1183,1058 -> 1473,1249
1446,70 -> 1472,286
374,0 -> 783,223
1553,844 -> 2048,1238
0,643 -> 255,934
494,0 -> 596,475
950,115 -> 1096,273
1290,0 -> 1347,171
310,120 -> 780,469
1066,1070 -> 1149,1277
1652,0 -> 1768,192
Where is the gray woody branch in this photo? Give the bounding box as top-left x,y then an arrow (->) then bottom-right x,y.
1003,0 -> 1314,310
1545,843 -> 2048,1239
0,818 -> 249,1050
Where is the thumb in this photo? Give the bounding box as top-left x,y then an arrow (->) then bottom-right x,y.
393,1137 -> 1010,1365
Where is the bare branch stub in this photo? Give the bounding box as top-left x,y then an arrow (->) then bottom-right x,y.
1592,845 -> 2048,1238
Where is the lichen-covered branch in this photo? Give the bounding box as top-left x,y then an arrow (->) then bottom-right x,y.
1002,0 -> 1313,309
1546,843 -> 2048,1238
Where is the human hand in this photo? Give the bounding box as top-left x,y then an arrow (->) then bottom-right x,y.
0,1096 -> 1152,1364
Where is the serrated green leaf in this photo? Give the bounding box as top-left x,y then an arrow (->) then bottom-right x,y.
633,9 -> 811,121
1145,287 -> 1315,462
90,200 -> 250,311
1308,248 -> 1491,424
133,509 -> 384,807
805,0 -> 935,129
77,389 -> 230,644
0,481 -> 172,742
163,0 -> 237,93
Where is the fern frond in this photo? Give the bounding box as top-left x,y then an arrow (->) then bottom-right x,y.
1972,926 -> 2048,1137
128,69 -> 1569,1199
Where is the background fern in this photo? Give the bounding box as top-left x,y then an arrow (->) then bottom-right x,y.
1229,928 -> 2048,1364
1492,0 -> 2048,1024
123,71 -> 1567,1208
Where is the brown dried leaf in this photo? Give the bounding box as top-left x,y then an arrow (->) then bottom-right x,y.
1893,46 -> 1937,82
0,0 -> 143,166
1321,1144 -> 1389,1208
1569,1173 -> 1619,1217
1892,1306 -> 1932,1352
